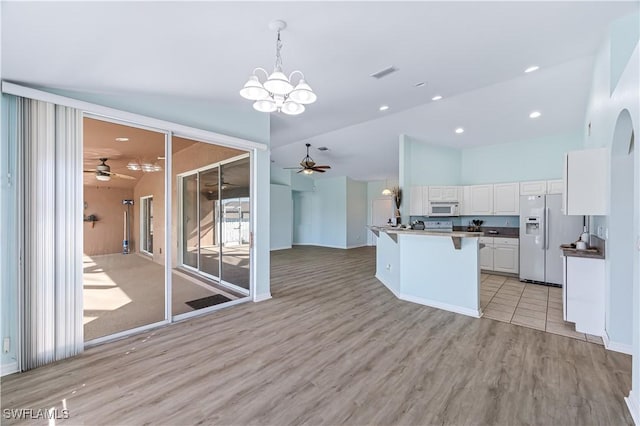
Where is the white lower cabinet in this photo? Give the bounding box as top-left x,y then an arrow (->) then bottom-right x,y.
480,238 -> 494,270
480,237 -> 519,274
563,256 -> 605,335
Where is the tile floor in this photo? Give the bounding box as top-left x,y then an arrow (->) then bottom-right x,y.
480,273 -> 604,345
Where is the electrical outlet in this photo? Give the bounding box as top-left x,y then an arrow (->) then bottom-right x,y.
505,219 -> 510,226
386,264 -> 391,271
3,337 -> 10,353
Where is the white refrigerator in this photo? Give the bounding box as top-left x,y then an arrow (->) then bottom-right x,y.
519,194 -> 583,285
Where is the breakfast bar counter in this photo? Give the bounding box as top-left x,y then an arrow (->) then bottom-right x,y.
369,226 -> 483,318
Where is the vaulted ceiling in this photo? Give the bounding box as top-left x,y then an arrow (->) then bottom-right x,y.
2,1 -> 637,181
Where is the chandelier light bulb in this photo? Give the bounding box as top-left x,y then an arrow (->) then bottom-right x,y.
303,169 -> 314,175
240,76 -> 269,100
253,99 -> 277,113
264,71 -> 293,95
281,101 -> 305,115
96,174 -> 111,182
289,80 -> 317,104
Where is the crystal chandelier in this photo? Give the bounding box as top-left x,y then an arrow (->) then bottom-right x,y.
240,20 -> 316,115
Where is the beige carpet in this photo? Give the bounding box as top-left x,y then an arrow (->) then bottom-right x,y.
83,253 -> 238,341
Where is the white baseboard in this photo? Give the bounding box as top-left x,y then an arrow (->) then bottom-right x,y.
1,361 -> 19,377
270,246 -> 292,251
603,331 -> 633,355
293,243 -> 348,249
254,293 -> 272,302
346,243 -> 368,249
375,274 -> 400,298
399,293 -> 482,318
374,275 -> 481,318
626,390 -> 639,425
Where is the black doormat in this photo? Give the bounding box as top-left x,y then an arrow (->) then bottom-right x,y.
185,294 -> 232,310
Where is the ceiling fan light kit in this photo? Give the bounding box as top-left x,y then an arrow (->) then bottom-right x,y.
127,160 -> 162,172
284,143 -> 331,175
240,19 -> 316,115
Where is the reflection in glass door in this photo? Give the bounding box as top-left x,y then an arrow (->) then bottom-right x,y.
220,158 -> 250,289
178,155 -> 250,294
199,168 -> 220,278
182,174 -> 199,269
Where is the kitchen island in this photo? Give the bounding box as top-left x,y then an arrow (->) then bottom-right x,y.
369,226 -> 483,317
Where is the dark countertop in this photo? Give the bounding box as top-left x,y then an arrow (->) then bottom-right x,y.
561,235 -> 606,259
454,226 -> 519,238
561,247 -> 605,260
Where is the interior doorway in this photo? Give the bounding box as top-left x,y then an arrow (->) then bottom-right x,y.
82,117 -> 168,342
607,109 -> 635,345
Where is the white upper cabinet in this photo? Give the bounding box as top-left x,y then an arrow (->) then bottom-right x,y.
564,148 -> 608,215
546,179 -> 563,195
409,186 -> 425,216
466,185 -> 494,215
493,183 -> 520,215
428,186 -> 459,202
520,180 -> 547,196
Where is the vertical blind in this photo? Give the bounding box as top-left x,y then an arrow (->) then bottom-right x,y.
18,97 -> 83,370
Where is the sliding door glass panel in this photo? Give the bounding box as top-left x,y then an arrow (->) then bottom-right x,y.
220,157 -> 250,290
172,136 -> 248,316
182,174 -> 198,269
199,167 -> 220,278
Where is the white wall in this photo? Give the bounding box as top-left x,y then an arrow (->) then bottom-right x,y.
347,179 -> 368,248
582,21 -> 639,350
580,10 -> 639,419
270,184 -> 293,251
461,133 -> 582,184
313,177 -> 348,248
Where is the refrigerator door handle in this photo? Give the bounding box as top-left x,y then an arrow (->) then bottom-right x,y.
545,207 -> 550,250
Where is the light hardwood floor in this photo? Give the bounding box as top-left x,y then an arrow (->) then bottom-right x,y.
2,246 -> 633,425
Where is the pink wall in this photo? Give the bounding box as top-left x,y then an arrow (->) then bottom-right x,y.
83,186 -> 134,256
131,141 -> 245,266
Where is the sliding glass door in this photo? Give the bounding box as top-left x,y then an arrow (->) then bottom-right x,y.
178,154 -> 250,294
220,157 -> 250,289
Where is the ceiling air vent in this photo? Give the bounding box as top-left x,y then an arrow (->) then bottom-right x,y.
370,66 -> 398,79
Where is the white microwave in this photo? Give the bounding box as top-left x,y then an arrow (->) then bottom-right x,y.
428,201 -> 460,217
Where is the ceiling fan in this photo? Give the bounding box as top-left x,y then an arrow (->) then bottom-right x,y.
83,158 -> 135,181
284,143 -> 331,174
204,179 -> 239,189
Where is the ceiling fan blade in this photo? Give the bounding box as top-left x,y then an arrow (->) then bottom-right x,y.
313,165 -> 331,169
311,168 -> 326,173
284,167 -> 303,170
83,169 -> 97,173
296,170 -> 305,174
109,172 -> 136,180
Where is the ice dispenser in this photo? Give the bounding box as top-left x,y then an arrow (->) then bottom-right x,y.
525,217 -> 540,235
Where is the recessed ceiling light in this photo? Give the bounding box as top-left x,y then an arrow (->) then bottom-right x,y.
455,127 -> 464,134
529,111 -> 541,119
414,82 -> 426,88
379,105 -> 390,111
115,137 -> 129,142
317,146 -> 329,151
432,95 -> 443,101
524,65 -> 539,73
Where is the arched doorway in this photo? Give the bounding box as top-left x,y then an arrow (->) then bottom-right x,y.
607,109 -> 635,346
